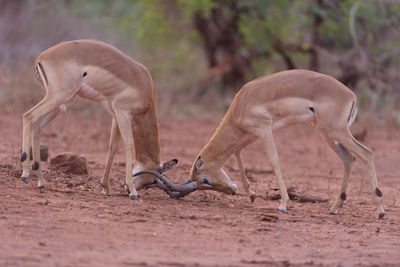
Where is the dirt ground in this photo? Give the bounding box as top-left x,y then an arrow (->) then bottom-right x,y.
0,112 -> 399,266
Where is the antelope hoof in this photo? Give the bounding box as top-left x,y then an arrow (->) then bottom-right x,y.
250,193 -> 256,203
101,188 -> 110,196
378,212 -> 385,219
38,185 -> 46,189
279,202 -> 287,213
21,177 -> 28,184
329,206 -> 339,215
129,194 -> 138,200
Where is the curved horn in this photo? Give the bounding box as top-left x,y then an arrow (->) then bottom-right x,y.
149,177 -> 197,199
133,170 -> 198,196
150,179 -> 182,198
181,178 -> 193,185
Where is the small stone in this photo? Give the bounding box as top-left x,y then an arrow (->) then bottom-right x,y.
36,199 -> 50,205
190,214 -> 198,220
29,144 -> 49,162
335,260 -> 351,267
227,203 -> 234,208
256,213 -> 279,222
50,152 -> 88,175
39,241 -> 46,247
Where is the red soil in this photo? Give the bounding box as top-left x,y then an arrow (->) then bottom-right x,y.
1,112 -> 399,266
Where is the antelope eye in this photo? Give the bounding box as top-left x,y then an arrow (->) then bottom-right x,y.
202,178 -> 210,185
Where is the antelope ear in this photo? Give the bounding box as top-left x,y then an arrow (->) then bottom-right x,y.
195,156 -> 203,173
158,159 -> 178,173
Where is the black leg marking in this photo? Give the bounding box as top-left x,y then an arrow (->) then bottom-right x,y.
378,213 -> 385,219
83,72 -> 87,77
124,185 -> 130,194
32,161 -> 39,171
21,177 -> 28,184
309,107 -> 315,113
340,192 -> 347,201
21,152 -> 27,162
375,188 -> 382,197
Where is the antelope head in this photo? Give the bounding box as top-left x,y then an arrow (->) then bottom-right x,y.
189,156 -> 237,195
134,157 -> 238,198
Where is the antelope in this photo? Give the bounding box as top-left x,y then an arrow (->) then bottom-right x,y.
20,39 -> 196,199
141,69 -> 385,219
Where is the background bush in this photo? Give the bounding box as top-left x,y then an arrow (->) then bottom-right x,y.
1,0 -> 399,123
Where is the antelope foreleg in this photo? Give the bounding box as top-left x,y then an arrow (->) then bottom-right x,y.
235,151 -> 256,202
100,118 -> 121,195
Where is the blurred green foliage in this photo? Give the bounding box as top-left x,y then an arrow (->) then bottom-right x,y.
0,0 -> 399,123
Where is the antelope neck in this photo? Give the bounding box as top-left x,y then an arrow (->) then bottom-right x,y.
133,104 -> 160,169
199,120 -> 247,167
